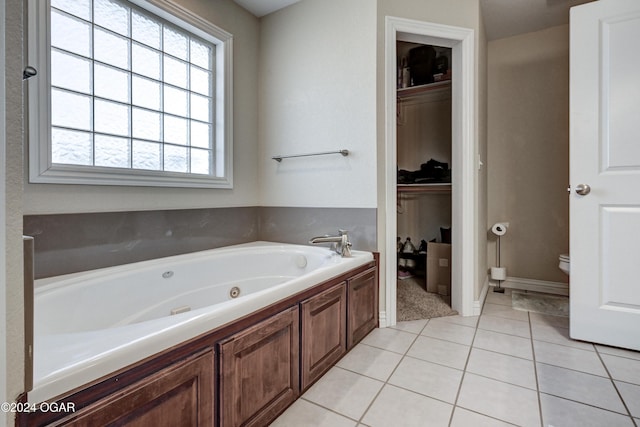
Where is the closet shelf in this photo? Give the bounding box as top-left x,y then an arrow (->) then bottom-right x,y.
397,183 -> 451,194
397,80 -> 451,99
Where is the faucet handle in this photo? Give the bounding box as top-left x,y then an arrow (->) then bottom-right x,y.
343,240 -> 352,257
338,230 -> 352,257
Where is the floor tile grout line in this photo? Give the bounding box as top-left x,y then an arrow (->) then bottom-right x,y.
593,345 -> 638,425
447,296 -> 484,426
470,345 -> 535,362
418,334 -> 475,347
459,370 -> 538,392
354,318 -> 430,425
537,390 -> 636,418
531,338 -> 596,352
535,360 -> 617,380
529,311 -> 545,427
480,312 -> 531,324
298,396 -> 363,424
479,322 -> 594,351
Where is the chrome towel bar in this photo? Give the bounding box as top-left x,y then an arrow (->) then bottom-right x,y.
272,149 -> 349,162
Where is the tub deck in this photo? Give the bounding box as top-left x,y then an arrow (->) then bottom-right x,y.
29,242 -> 373,404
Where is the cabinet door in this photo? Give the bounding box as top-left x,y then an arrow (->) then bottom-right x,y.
347,268 -> 378,349
60,349 -> 215,426
301,282 -> 347,390
219,306 -> 299,427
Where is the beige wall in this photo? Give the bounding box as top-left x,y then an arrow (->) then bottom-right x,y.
377,0 -> 488,306
23,0 -> 260,214
487,25 -> 569,284
3,0 -> 24,422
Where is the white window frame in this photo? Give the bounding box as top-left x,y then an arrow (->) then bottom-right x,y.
27,0 -> 233,188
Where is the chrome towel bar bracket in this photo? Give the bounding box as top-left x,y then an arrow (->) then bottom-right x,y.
272,149 -> 349,162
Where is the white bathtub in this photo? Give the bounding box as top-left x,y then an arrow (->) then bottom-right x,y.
29,241 -> 374,404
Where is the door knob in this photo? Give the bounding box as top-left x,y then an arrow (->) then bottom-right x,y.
575,184 -> 591,196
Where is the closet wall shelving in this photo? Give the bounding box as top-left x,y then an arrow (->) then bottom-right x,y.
397,79 -> 452,196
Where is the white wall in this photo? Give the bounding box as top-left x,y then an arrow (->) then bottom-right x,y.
3,0 -> 24,421
23,0 -> 261,214
258,0 -> 377,208
0,0 -> 7,422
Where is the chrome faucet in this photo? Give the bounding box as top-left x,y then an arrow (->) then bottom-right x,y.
309,229 -> 352,257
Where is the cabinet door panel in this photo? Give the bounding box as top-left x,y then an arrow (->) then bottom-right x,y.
59,349 -> 215,427
347,268 -> 378,349
301,282 -> 347,390
219,306 -> 299,427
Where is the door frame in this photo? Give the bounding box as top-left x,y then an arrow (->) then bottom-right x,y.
383,16 -> 476,325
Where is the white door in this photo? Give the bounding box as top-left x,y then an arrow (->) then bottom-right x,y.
570,0 -> 640,351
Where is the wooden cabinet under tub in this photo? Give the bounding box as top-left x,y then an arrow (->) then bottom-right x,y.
347,268 -> 378,349
219,306 -> 300,427
18,260 -> 378,427
50,348 -> 215,426
301,282 -> 347,390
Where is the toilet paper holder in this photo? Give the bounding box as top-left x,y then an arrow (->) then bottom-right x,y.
490,222 -> 509,292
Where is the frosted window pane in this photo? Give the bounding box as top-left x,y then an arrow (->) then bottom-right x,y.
132,76 -> 161,110
51,89 -> 92,131
132,108 -> 161,140
51,49 -> 92,94
94,28 -> 130,70
190,94 -> 210,122
190,148 -> 211,175
51,128 -> 93,165
190,39 -> 211,70
190,66 -> 210,96
164,86 -> 188,117
132,43 -> 161,80
164,115 -> 187,145
51,10 -> 91,57
95,134 -> 130,167
94,64 -> 130,103
51,0 -> 91,21
163,56 -> 188,89
94,99 -> 130,136
132,140 -> 161,170
94,0 -> 130,37
164,145 -> 188,172
163,27 -> 188,60
190,121 -> 210,148
132,11 -> 160,49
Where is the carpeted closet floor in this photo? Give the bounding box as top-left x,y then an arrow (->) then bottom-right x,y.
397,277 -> 457,321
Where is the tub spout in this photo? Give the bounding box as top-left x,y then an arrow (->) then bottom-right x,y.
309,230 -> 352,257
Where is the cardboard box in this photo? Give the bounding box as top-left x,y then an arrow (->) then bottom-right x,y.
426,242 -> 451,294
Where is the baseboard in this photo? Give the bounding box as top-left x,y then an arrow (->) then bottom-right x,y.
474,276 -> 490,316
493,276 -> 569,296
378,310 -> 387,328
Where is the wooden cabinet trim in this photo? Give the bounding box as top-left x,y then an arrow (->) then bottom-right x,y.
219,306 -> 300,427
50,348 -> 215,427
347,267 -> 379,349
300,282 -> 347,390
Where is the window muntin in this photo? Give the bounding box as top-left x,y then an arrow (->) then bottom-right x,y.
29,0 -> 233,188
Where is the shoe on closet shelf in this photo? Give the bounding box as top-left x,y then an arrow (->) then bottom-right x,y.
398,270 -> 414,280
417,239 -> 428,254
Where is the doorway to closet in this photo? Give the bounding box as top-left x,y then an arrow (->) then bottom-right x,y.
383,17 -> 476,326
396,41 -> 454,321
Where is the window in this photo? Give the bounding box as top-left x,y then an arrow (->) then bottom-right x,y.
28,0 -> 233,188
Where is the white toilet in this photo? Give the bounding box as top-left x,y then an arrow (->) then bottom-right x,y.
559,254 -> 570,276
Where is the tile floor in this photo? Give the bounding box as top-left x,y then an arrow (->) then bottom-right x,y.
271,290 -> 640,427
